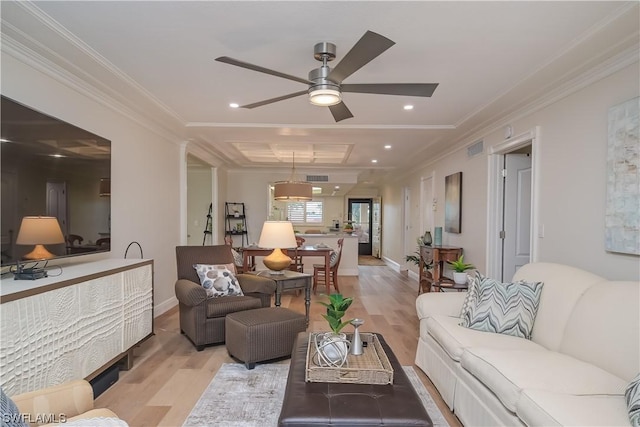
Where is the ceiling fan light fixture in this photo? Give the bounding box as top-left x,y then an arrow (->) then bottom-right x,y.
309,88 -> 342,106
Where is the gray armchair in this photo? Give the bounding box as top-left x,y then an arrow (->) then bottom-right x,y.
175,245 -> 276,351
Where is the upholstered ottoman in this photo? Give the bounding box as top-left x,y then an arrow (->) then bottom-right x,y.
225,307 -> 307,369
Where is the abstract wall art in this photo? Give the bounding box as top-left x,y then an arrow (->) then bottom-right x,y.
605,97 -> 639,255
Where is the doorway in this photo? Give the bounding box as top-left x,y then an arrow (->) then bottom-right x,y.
501,151 -> 532,281
46,181 -> 68,237
487,127 -> 539,281
348,198 -> 372,255
186,154 -> 214,246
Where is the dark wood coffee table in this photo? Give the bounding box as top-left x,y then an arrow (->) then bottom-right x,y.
278,332 -> 433,426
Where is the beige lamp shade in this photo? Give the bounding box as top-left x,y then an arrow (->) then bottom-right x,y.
16,216 -> 65,260
258,221 -> 297,272
273,181 -> 312,201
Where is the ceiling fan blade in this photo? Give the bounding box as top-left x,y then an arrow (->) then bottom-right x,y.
240,90 -> 308,109
328,102 -> 354,122
342,83 -> 439,97
327,31 -> 395,84
215,56 -> 311,85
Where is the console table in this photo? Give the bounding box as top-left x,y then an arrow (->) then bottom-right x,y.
419,245 -> 462,293
0,259 -> 154,395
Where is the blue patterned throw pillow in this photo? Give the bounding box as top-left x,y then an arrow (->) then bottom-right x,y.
627,373 -> 640,427
1,387 -> 27,427
464,274 -> 543,340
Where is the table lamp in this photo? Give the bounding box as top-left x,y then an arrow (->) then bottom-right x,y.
16,216 -> 65,260
258,221 -> 297,274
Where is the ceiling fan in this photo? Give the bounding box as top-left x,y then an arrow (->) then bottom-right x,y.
215,30 -> 439,122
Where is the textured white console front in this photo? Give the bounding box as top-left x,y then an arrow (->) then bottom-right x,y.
0,259 -> 153,395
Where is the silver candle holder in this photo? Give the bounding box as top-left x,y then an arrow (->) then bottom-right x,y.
350,318 -> 364,355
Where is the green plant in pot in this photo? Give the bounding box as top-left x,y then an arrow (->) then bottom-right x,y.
405,240 -> 433,275
447,255 -> 475,285
315,293 -> 353,367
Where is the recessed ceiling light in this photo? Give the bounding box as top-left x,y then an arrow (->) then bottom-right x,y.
384,144 -> 392,149
403,105 -> 414,110
371,159 -> 378,163
334,185 -> 340,190
51,154 -> 65,158
229,103 -> 239,108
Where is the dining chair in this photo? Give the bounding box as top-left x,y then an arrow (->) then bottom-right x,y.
289,236 -> 305,272
313,238 -> 343,294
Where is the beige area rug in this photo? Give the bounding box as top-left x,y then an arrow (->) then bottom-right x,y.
358,255 -> 387,266
182,362 -> 449,427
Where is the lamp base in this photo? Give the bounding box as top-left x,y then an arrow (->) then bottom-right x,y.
263,248 -> 292,272
23,244 -> 56,260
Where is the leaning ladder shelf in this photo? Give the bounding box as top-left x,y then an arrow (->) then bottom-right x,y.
202,203 -> 213,245
224,202 -> 248,247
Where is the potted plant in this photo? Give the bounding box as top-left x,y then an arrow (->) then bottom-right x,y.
447,255 -> 475,285
406,237 -> 433,276
316,293 -> 353,366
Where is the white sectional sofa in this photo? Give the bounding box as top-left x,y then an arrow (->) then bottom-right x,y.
415,262 -> 639,426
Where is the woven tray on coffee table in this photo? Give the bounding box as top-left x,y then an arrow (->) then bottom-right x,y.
305,332 -> 394,385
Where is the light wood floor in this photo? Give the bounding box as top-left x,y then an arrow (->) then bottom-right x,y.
96,265 -> 462,427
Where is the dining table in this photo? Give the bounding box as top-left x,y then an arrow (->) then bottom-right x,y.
242,245 -> 334,280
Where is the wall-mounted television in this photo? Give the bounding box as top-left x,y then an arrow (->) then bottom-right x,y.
1,96 -> 111,266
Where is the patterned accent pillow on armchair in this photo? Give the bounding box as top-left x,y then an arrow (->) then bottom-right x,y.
193,264 -> 244,298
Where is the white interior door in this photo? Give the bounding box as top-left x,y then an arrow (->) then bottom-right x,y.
403,187 -> 413,266
371,197 -> 381,258
421,176 -> 433,235
502,153 -> 532,281
1,172 -> 17,262
46,181 -> 68,237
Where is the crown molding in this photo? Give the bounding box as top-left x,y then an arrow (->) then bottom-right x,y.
1,5 -> 186,144
390,44 -> 639,186
185,122 -> 455,131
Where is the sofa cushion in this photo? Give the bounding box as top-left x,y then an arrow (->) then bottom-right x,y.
560,281 -> 640,382
427,315 -> 545,362
461,347 -> 627,412
626,373 -> 640,427
516,389 -> 630,427
512,262 -> 604,351
463,274 -> 543,339
63,417 -> 129,426
193,264 -> 244,298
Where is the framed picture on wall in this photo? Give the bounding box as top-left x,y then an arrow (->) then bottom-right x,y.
445,172 -> 462,233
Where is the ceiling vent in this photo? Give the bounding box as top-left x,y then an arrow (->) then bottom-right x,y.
467,140 -> 484,158
306,175 -> 329,182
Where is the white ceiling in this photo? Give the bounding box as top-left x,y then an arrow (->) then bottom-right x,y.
2,1 -> 638,191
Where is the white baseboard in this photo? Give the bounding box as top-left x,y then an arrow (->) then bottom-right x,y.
155,296 -> 178,317
407,269 -> 419,281
383,257 -> 404,272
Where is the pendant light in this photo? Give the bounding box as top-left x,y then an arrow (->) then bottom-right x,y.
274,153 -> 312,201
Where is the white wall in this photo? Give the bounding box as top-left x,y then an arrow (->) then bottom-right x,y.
187,159 -> 213,246
2,54 -> 183,314
383,62 -> 640,281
